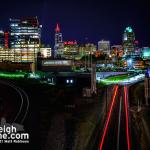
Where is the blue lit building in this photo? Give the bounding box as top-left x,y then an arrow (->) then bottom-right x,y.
123,27 -> 135,56
54,23 -> 64,58
142,47 -> 150,60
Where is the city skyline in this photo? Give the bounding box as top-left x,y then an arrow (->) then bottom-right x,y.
0,0 -> 149,47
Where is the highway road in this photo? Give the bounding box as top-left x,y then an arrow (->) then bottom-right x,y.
0,79 -> 29,124
97,85 -> 141,150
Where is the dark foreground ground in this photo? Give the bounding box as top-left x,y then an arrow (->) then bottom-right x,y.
0,78 -> 106,150
0,78 -> 150,150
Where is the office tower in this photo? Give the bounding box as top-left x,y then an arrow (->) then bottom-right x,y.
64,41 -> 78,57
78,43 -> 96,57
0,31 -> 9,49
54,23 -> 64,57
123,26 -> 135,56
142,47 -> 150,60
63,41 -> 78,59
0,31 -> 5,61
0,31 -> 11,61
40,47 -> 51,58
111,45 -> 123,58
0,30 -> 4,49
98,40 -> 110,55
10,17 -> 41,63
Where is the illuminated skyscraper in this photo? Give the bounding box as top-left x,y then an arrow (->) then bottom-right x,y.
63,40 -> 78,59
0,30 -> 12,61
123,27 -> 135,55
0,31 -> 9,49
0,31 -> 4,49
10,17 -> 41,64
111,45 -> 124,59
98,40 -> 110,55
142,47 -> 150,60
79,43 -> 96,57
54,23 -> 64,57
40,47 -> 51,58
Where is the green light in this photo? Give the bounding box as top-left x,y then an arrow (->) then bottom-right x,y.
0,72 -> 25,78
144,52 -> 150,56
125,27 -> 133,33
100,75 -> 129,85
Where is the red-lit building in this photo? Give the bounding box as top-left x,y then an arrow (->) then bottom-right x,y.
0,30 -> 11,62
0,31 -> 9,49
4,32 -> 9,49
54,23 -> 64,57
63,40 -> 79,59
0,30 -> 5,49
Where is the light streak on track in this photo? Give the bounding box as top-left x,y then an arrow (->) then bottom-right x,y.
124,86 -> 131,150
99,85 -> 119,150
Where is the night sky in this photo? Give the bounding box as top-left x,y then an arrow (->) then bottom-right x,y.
0,0 -> 150,47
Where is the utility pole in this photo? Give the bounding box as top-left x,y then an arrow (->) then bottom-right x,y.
91,64 -> 96,94
144,78 -> 149,106
85,54 -> 87,70
144,69 -> 150,106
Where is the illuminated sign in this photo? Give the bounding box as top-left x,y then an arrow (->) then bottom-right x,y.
42,60 -> 72,66
64,41 -> 77,45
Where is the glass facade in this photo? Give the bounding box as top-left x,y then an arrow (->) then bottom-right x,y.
123,27 -> 135,55
98,40 -> 110,55
0,31 -> 13,62
10,17 -> 41,62
63,41 -> 79,59
54,24 -> 64,57
0,31 -> 4,49
142,47 -> 150,60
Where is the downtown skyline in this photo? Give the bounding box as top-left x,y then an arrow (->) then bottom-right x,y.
0,0 -> 149,47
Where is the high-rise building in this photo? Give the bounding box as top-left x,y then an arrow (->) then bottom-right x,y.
0,30 -> 4,49
142,47 -> 150,60
0,30 -> 12,62
9,17 -> 41,63
111,45 -> 123,58
54,23 -> 64,57
0,31 -> 5,61
123,27 -> 135,55
0,31 -> 9,49
98,40 -> 110,55
79,43 -> 96,57
63,40 -> 78,59
40,47 -> 51,58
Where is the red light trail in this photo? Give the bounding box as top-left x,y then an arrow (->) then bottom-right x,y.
124,86 -> 131,150
99,85 -> 118,150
